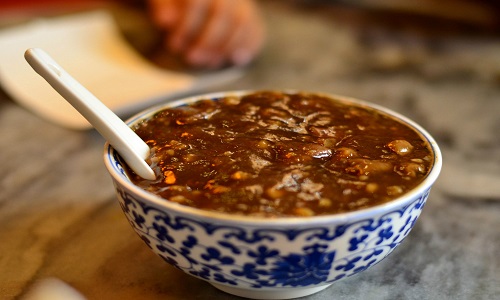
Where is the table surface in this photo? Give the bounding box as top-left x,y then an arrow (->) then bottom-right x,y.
1,1 -> 499,299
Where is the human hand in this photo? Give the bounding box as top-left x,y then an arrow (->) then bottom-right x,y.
148,0 -> 266,69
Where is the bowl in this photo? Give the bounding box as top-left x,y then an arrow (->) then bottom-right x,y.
103,91 -> 442,299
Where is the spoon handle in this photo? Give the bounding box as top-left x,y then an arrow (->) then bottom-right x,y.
25,48 -> 156,180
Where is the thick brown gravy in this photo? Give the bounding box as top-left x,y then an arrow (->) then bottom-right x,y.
127,91 -> 433,217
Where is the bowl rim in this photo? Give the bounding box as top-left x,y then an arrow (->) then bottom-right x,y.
104,90 -> 442,225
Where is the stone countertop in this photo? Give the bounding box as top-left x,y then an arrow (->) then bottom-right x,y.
1,1 -> 499,299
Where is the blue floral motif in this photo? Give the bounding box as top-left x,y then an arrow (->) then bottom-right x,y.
157,244 -> 177,257
140,235 -> 152,248
111,150 -> 127,177
202,263 -> 222,271
161,255 -> 181,269
218,241 -> 242,255
213,273 -> 237,285
152,222 -> 175,243
151,212 -> 195,232
335,255 -> 362,272
363,248 -> 384,261
376,226 -> 394,245
268,244 -> 336,287
132,211 -> 145,228
248,245 -> 279,265
224,230 -> 275,243
182,235 -> 197,248
348,234 -> 368,251
307,225 -> 348,241
231,263 -> 268,279
352,261 -> 375,274
358,218 -> 390,233
201,247 -> 235,265
189,267 -> 211,280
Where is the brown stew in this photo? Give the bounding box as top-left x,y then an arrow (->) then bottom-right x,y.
128,91 -> 433,217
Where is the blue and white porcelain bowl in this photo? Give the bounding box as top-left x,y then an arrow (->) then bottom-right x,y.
103,91 -> 442,300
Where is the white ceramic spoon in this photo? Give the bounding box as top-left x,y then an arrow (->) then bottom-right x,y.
25,48 -> 156,180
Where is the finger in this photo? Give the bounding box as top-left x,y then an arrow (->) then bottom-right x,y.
185,0 -> 233,67
219,2 -> 266,67
168,0 -> 210,53
211,15 -> 248,66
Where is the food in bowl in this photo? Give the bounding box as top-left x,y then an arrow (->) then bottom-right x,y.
126,91 -> 433,217
104,90 -> 441,299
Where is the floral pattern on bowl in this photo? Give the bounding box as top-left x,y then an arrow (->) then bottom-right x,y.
110,157 -> 430,299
